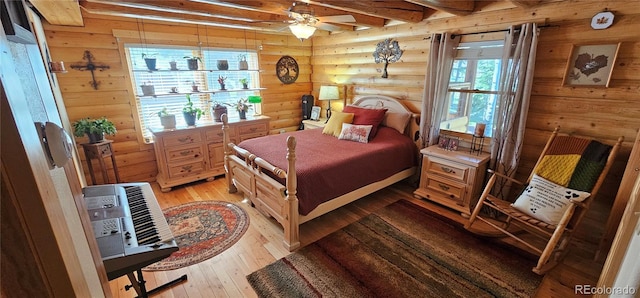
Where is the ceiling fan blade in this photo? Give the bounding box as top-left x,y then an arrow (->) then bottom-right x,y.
317,15 -> 355,23
315,22 -> 342,32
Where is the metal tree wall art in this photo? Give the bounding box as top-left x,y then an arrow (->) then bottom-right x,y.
373,38 -> 403,78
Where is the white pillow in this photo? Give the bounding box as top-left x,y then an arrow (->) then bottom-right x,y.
338,123 -> 372,143
511,174 -> 590,225
382,112 -> 412,134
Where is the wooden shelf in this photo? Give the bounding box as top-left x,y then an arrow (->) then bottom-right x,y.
133,69 -> 262,73
137,88 -> 265,98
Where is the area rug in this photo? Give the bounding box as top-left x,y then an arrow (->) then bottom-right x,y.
247,199 -> 542,297
143,201 -> 249,271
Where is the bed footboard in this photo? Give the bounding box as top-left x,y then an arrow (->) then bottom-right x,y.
222,114 -> 301,250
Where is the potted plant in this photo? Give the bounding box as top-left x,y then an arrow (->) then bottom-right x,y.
239,78 -> 249,89
140,81 -> 155,96
216,59 -> 229,70
217,75 -> 227,90
191,81 -> 199,92
184,56 -> 202,70
72,116 -> 117,143
169,59 -> 178,70
157,107 -> 176,129
238,54 -> 248,70
212,101 -> 228,122
226,98 -> 250,120
182,94 -> 203,126
142,53 -> 157,71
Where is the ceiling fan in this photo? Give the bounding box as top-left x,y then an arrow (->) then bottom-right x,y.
272,2 -> 356,41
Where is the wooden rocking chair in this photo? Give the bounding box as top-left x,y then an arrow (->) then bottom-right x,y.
465,128 -> 623,274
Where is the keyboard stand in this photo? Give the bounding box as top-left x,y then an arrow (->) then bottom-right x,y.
125,269 -> 187,298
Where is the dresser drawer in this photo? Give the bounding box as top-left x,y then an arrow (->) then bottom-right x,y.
168,161 -> 206,178
162,131 -> 202,147
205,127 -> 225,142
237,122 -> 267,135
425,156 -> 469,182
165,145 -> 204,163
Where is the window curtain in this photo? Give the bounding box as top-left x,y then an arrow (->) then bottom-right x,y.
418,33 -> 461,148
490,23 -> 539,200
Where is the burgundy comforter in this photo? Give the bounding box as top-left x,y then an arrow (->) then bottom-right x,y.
236,126 -> 418,215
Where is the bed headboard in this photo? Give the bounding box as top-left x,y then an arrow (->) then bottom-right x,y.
352,95 -> 420,146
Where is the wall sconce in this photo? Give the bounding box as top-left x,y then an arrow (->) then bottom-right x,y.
49,61 -> 67,73
318,85 -> 339,123
247,95 -> 262,116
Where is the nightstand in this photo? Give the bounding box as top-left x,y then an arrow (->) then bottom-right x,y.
302,118 -> 327,130
414,145 -> 490,217
81,140 -> 121,185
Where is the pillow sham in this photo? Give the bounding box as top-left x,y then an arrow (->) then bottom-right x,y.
511,174 -> 591,225
342,105 -> 387,139
322,111 -> 354,137
338,123 -> 372,143
382,112 -> 412,134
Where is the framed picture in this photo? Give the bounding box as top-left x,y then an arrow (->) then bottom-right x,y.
310,106 -> 321,121
562,43 -> 620,87
447,137 -> 459,151
438,136 -> 450,149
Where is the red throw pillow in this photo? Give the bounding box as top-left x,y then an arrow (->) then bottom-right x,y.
342,105 -> 387,139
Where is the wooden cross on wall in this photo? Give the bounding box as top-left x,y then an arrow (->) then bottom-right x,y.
70,50 -> 110,90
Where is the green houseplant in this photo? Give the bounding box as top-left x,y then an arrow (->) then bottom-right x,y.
182,94 -> 203,126
157,107 -> 176,129
72,117 -> 117,143
239,78 -> 249,89
184,56 -> 202,70
226,98 -> 250,120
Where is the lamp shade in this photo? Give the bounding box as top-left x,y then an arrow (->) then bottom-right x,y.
289,23 -> 316,41
247,95 -> 262,103
318,85 -> 339,101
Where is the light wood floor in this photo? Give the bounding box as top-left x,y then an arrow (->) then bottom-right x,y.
109,177 -> 607,298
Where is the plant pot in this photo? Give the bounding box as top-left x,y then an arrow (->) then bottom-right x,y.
217,60 -> 229,70
169,61 -> 178,70
87,132 -> 105,143
144,58 -> 157,71
183,112 -> 197,126
192,85 -> 199,92
219,83 -> 226,90
238,60 -> 249,70
140,85 -> 155,96
242,83 -> 248,89
160,115 -> 176,129
187,58 -> 199,70
239,110 -> 247,120
212,106 -> 227,122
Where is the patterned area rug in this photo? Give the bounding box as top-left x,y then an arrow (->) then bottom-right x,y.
247,199 -> 542,297
143,201 -> 249,271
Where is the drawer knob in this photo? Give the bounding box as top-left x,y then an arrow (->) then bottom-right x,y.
441,166 -> 455,174
180,150 -> 192,156
250,127 -> 257,132
178,137 -> 193,143
182,165 -> 193,171
217,132 -> 223,137
438,183 -> 450,191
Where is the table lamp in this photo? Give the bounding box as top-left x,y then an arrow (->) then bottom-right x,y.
318,85 -> 339,123
247,95 -> 262,116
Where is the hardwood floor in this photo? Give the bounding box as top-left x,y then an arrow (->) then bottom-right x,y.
109,177 -> 607,297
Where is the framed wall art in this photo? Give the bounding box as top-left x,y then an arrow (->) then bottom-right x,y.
562,42 -> 620,88
276,55 -> 299,84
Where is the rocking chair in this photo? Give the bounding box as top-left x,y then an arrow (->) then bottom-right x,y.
465,128 -> 623,274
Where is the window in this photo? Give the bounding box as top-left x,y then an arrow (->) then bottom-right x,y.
440,40 -> 503,137
126,45 -> 260,142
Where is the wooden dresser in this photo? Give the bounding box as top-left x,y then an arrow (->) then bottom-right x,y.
150,116 -> 269,192
414,145 -> 490,217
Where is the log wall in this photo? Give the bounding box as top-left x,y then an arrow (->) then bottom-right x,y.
44,13 -> 312,183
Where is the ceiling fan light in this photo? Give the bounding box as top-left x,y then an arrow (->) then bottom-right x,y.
289,23 -> 316,41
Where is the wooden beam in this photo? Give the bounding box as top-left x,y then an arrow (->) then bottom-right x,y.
30,0 -> 84,26
219,0 -> 386,28
308,0 -> 426,23
404,0 -> 474,16
80,1 -> 284,31
510,0 -> 542,8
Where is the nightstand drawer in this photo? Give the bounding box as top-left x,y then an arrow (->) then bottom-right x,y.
168,161 -> 205,178
163,131 -> 202,147
422,175 -> 466,203
425,156 -> 469,182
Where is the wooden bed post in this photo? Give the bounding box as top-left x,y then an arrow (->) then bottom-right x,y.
222,114 -> 237,193
284,136 -> 300,250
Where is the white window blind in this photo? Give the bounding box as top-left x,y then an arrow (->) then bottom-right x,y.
126,45 -> 260,142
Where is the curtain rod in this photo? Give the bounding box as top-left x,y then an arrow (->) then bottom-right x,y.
423,24 -> 554,40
